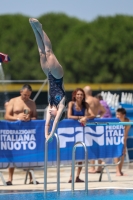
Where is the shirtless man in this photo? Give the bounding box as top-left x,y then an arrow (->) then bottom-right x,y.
115,108 -> 130,176
4,84 -> 37,185
83,86 -> 106,173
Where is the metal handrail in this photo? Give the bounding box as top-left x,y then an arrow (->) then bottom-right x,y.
86,121 -> 133,126
33,79 -> 48,101
0,80 -> 46,83
72,141 -> 88,192
44,139 -> 48,192
44,133 -> 60,193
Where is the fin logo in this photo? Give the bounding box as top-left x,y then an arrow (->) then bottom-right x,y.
58,126 -> 104,148
85,126 -> 104,146
58,127 -> 83,148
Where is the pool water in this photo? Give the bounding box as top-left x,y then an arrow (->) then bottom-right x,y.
1,189 -> 133,200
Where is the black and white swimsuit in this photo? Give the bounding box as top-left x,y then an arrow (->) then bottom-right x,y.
48,71 -> 65,107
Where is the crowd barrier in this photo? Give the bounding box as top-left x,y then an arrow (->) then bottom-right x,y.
0,118 -> 124,164
0,118 -> 125,185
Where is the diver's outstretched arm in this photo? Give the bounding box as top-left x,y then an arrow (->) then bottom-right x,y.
46,98 -> 65,142
45,106 -> 51,139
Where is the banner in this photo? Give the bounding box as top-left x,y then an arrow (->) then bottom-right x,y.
0,120 -> 45,162
0,118 -> 124,163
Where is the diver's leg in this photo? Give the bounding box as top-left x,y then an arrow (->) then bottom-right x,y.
29,19 -> 50,74
29,18 -> 64,78
29,19 -> 46,54
29,18 -> 52,52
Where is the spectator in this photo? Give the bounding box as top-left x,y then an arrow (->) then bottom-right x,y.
67,88 -> 95,183
4,84 -> 37,185
83,86 -> 106,173
115,108 -> 130,176
95,93 -> 112,118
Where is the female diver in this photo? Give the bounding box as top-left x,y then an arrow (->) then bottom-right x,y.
29,18 -> 66,142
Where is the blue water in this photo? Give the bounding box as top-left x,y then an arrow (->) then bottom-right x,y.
1,189 -> 133,200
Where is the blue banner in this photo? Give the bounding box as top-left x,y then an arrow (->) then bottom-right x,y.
0,120 -> 45,162
0,118 -> 124,163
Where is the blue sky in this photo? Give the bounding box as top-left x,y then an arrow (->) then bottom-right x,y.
0,0 -> 133,22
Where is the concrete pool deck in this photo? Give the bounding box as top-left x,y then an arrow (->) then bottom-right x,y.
0,163 -> 133,192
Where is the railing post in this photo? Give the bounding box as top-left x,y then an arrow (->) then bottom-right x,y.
54,133 -> 60,193
84,143 -> 88,192
44,133 -> 60,193
44,140 -> 48,192
71,141 -> 88,192
72,146 -> 75,191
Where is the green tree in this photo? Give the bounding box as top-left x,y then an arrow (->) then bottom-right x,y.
0,14 -> 133,83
